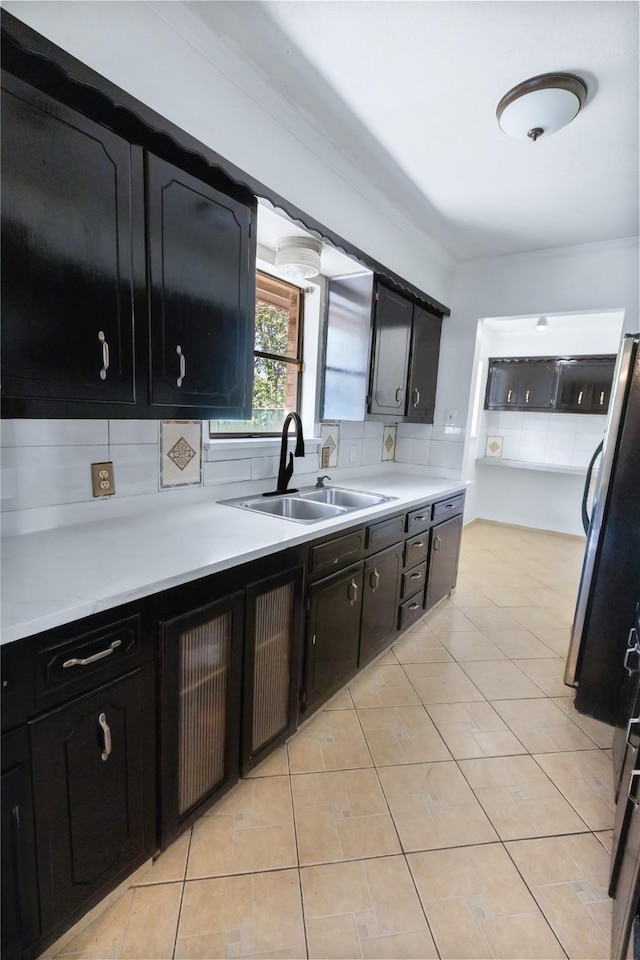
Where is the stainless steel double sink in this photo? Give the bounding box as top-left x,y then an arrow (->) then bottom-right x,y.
221,486 -> 396,523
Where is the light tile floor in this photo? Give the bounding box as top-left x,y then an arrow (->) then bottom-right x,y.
51,521 -> 616,960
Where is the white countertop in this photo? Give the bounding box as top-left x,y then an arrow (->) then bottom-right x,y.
1,471 -> 465,645
476,457 -> 588,476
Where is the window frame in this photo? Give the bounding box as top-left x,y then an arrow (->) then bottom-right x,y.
209,270 -> 304,438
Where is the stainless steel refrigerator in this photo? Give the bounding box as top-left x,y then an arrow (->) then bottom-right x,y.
564,334 -> 640,725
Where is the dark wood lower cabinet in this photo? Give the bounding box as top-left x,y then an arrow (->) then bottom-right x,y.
160,593 -> 243,847
242,566 -> 304,774
359,544 -> 403,666
29,666 -> 155,935
1,727 -> 39,960
426,515 -> 463,611
304,563 -> 364,714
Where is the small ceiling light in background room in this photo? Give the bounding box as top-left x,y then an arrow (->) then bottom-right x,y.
275,237 -> 322,280
497,73 -> 588,142
536,316 -> 549,332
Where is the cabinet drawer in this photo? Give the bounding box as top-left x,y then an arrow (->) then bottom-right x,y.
398,592 -> 425,631
37,616 -> 141,702
400,562 -> 427,600
404,533 -> 429,569
406,504 -> 432,534
309,529 -> 364,576
365,515 -> 405,551
433,494 -> 464,521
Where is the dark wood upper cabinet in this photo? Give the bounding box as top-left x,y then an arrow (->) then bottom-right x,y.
485,355 -> 616,414
369,287 -> 413,416
1,72 -> 138,407
406,307 -> 441,421
147,154 -> 254,417
1,76 -> 256,420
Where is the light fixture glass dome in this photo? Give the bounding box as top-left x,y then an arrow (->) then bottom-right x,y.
275,237 -> 322,279
497,73 -> 587,141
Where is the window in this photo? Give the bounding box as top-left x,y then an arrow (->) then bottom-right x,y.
210,271 -> 303,436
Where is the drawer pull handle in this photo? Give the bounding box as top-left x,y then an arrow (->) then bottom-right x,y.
348,580 -> 359,605
413,515 -> 426,522
628,770 -> 640,807
412,540 -> 424,548
408,603 -> 420,610
98,712 -> 112,762
176,344 -> 186,387
410,572 -> 422,580
98,331 -> 109,381
63,639 -> 121,669
370,569 -> 380,592
525,389 -> 530,403
433,536 -> 442,552
445,503 -> 454,509
626,717 -> 640,749
600,391 -> 605,405
413,389 -> 420,407
577,390 -> 583,405
507,389 -> 512,402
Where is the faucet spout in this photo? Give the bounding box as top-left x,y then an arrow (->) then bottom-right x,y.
263,412 -> 305,496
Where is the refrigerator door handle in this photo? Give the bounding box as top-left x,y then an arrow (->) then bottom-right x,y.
581,441 -> 604,535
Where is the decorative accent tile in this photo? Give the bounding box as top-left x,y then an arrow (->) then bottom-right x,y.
485,435 -> 503,458
319,421 -> 339,470
160,421 -> 202,489
382,424 -> 397,461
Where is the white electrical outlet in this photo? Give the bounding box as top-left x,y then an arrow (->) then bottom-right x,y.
445,408 -> 458,426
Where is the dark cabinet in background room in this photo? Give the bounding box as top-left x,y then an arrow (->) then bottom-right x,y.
485,359 -> 556,410
556,357 -> 616,413
485,355 -> 616,414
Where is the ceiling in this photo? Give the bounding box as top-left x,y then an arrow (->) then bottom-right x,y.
186,0 -> 639,263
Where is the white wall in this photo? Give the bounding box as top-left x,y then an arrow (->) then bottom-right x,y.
439,237 -> 639,532
4,1 -> 452,305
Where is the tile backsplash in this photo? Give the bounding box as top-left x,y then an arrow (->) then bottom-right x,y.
0,417 -> 464,535
480,411 -> 605,468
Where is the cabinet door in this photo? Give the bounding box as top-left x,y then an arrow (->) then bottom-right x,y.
515,361 -> 556,409
485,361 -> 521,409
304,564 -> 364,714
426,515 -> 463,611
160,593 -> 243,846
368,287 -> 412,415
556,358 -> 616,413
30,668 -> 152,933
1,72 -> 137,405
147,154 -> 254,415
406,308 -> 441,422
1,728 -> 39,960
360,544 -> 403,666
242,567 -> 304,774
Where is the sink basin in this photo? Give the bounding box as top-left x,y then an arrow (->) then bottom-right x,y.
229,496 -> 347,523
298,488 -> 391,509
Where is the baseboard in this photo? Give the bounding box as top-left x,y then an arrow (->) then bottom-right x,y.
471,517 -> 586,541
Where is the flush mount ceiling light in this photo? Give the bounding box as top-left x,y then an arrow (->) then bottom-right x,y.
275,237 -> 322,280
536,316 -> 549,332
497,73 -> 587,142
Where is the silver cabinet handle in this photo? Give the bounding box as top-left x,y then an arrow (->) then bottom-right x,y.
410,572 -> 422,580
370,569 -> 380,592
395,387 -> 404,404
626,717 -> 640,749
507,389 -> 512,402
414,515 -> 426,522
600,391 -> 605,405
413,389 -> 420,407
433,536 -> 442,552
525,389 -> 531,403
348,579 -> 359,605
445,503 -> 454,509
578,390 -> 583,405
176,344 -> 186,387
98,331 -> 109,381
408,602 -> 420,610
412,540 -> 424,548
98,712 -> 112,762
63,639 -> 121,669
624,628 -> 639,675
